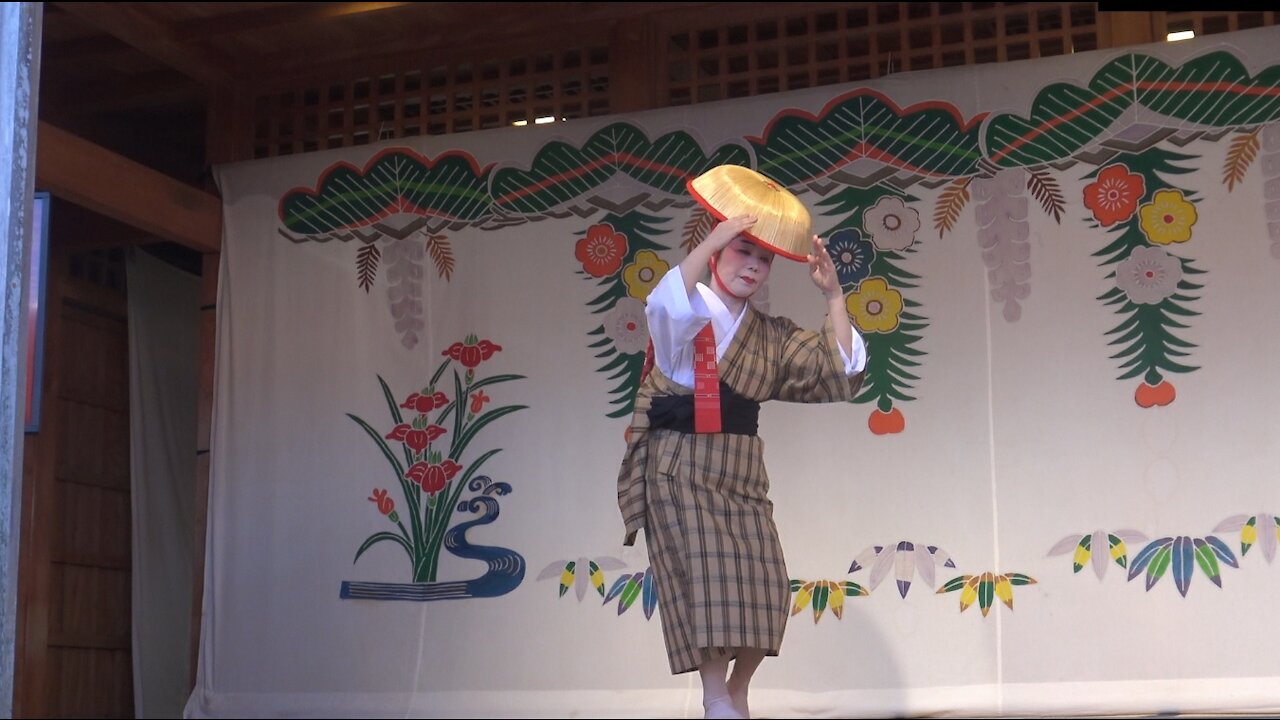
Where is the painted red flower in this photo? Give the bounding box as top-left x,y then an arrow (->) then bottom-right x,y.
368,488 -> 395,516
443,336 -> 502,368
405,459 -> 463,496
575,223 -> 628,278
400,391 -> 449,414
385,423 -> 447,452
470,390 -> 491,414
1083,164 -> 1145,227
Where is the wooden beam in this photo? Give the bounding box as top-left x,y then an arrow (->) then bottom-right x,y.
173,2 -> 416,41
51,2 -> 234,86
35,122 -> 220,253
43,70 -> 201,118
40,34 -> 132,62
51,201 -> 160,251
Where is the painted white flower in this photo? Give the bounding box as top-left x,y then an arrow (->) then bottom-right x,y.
602,298 -> 649,354
1115,246 -> 1182,305
862,196 -> 921,252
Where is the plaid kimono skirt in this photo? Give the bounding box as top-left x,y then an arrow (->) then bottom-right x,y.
618,309 -> 864,674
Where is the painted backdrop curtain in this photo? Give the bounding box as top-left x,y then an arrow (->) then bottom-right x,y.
189,26 -> 1280,718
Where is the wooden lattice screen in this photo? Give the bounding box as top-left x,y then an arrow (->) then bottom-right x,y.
659,2 -> 1099,105
250,4 -> 1280,158
253,44 -> 612,159
1161,10 -> 1278,38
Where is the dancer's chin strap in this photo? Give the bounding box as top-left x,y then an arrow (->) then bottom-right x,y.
709,253 -> 750,300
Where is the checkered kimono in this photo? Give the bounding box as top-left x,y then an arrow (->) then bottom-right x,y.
617,307 -> 864,674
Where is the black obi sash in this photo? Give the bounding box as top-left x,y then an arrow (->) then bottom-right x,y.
647,381 -> 760,435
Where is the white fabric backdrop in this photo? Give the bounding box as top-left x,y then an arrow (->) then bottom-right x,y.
128,248 -> 198,718
190,26 -> 1280,718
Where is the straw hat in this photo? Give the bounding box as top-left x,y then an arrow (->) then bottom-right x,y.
687,165 -> 812,261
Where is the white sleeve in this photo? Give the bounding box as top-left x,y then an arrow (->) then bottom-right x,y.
838,324 -> 869,375
645,265 -> 712,380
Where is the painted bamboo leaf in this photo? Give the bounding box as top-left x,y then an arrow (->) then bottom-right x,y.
1146,545 -> 1173,591
604,573 -> 630,603
1192,537 -> 1222,588
1108,534 -> 1129,568
1048,534 -> 1083,556
812,581 -> 831,623
1204,535 -> 1239,568
849,545 -> 883,573
791,581 -> 815,616
994,575 -> 1014,610
894,541 -> 916,598
977,573 -> 995,616
959,576 -> 979,612
844,580 -> 869,597
588,560 -> 606,597
1128,537 -> 1172,580
617,571 -> 645,614
1171,536 -> 1194,597
561,561 -> 578,597
1073,534 -> 1092,573
827,581 -> 846,620
642,570 -> 658,619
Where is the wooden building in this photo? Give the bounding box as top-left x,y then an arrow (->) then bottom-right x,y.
17,3 -> 1278,716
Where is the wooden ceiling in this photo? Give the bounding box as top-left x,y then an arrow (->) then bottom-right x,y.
37,1 -> 715,186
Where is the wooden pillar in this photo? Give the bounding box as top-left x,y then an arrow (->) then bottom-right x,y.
1098,11 -> 1159,49
609,14 -> 659,114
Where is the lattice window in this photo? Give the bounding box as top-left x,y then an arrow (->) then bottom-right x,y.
67,248 -> 126,296
659,2 -> 1099,105
1163,11 -> 1278,39
253,45 -> 611,158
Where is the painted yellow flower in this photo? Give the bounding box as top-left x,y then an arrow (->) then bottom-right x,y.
622,250 -> 670,301
845,277 -> 903,334
1138,189 -> 1197,245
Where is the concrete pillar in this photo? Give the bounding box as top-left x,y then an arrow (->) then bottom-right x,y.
0,3 -> 42,716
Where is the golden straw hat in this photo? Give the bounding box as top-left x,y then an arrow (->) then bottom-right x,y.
687,165 -> 812,261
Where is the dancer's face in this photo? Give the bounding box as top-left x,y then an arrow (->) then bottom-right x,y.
714,236 -> 773,297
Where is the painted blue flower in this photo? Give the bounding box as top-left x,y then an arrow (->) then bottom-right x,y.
825,228 -> 875,287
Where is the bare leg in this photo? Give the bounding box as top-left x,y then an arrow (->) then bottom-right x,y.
699,653 -> 743,719
726,649 -> 766,718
